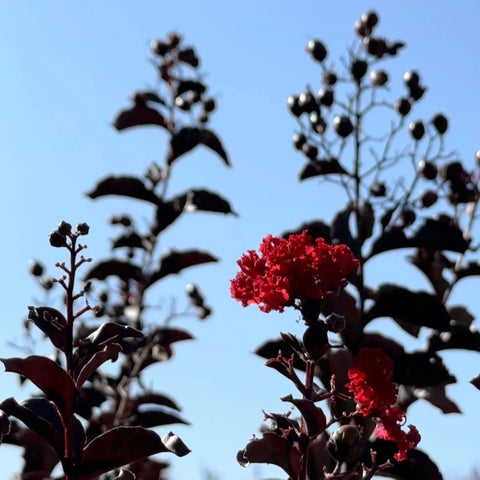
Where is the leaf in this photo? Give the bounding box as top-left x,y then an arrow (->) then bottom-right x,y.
255,338 -> 306,372
470,374 -> 480,390
167,127 -> 230,166
78,426 -> 189,480
237,432 -> 301,479
27,306 -> 67,352
113,104 -> 167,131
128,459 -> 169,480
133,393 -> 181,411
282,220 -> 331,243
364,284 -> 451,332
0,356 -> 76,421
411,384 -> 461,414
82,322 -> 144,347
76,343 -> 122,389
148,249 -> 218,286
411,217 -> 469,253
184,188 -> 237,215
392,352 -> 456,387
299,158 -> 348,180
151,198 -> 186,236
112,232 -> 149,251
135,409 -> 189,428
0,397 -> 64,457
456,260 -> 480,280
281,395 -> 326,437
87,176 -> 160,205
367,227 -> 410,259
84,259 -> 143,282
330,205 -> 359,258
133,90 -> 166,106
427,327 -> 480,352
175,79 -> 206,97
161,431 -> 191,456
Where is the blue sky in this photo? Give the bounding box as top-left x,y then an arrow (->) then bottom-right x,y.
1,1 -> 480,479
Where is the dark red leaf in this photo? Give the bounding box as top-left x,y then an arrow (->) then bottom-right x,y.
0,356 -> 76,421
255,339 -> 306,372
148,249 -> 218,286
113,104 -> 167,131
299,158 -> 348,180
282,220 -> 331,243
76,343 -> 122,389
129,459 -> 169,480
411,217 -> 469,253
135,409 -> 189,428
27,306 -> 67,352
0,397 -> 64,457
83,259 -> 143,282
87,176 -> 160,204
175,79 -> 206,97
409,248 -> 451,297
161,431 -> 191,456
428,327 -> 480,353
133,90 -> 166,106
83,323 -> 144,347
364,284 -> 451,332
281,395 -> 326,437
456,260 -> 480,280
167,127 -> 230,166
237,432 -> 301,479
330,205 -> 360,258
78,426 -> 188,480
112,232 -> 149,250
470,374 -> 480,390
133,393 -> 181,411
184,188 -> 237,215
393,352 -> 456,387
367,227 -> 410,259
151,198 -> 185,236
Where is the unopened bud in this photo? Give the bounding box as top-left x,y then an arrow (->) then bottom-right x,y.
327,425 -> 362,462
325,313 -> 346,333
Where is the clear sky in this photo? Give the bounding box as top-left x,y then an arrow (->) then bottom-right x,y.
1,1 -> 480,479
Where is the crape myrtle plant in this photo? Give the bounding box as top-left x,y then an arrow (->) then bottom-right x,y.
3,33 -> 234,480
232,11 -> 480,480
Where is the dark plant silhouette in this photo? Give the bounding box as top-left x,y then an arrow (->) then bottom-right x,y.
235,10 -> 480,480
3,33 -> 233,480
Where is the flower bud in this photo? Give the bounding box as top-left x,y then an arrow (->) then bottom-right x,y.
325,313 -> 346,333
76,222 -> 90,235
49,231 -> 67,248
302,321 -> 329,360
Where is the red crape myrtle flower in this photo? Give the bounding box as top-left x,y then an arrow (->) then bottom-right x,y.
230,230 -> 359,313
346,348 -> 421,462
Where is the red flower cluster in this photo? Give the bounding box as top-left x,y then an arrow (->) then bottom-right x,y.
230,230 -> 359,313
346,348 -> 421,462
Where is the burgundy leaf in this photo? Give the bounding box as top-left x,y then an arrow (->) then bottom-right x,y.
0,397 -> 64,457
330,205 -> 360,257
412,384 -> 461,414
167,127 -> 230,166
364,284 -> 451,332
0,356 -> 76,421
456,260 -> 480,280
255,338 -> 306,372
175,79 -> 206,97
129,459 -> 169,480
78,426 -> 188,480
113,104 -> 167,131
27,306 -> 67,352
411,217 -> 469,253
133,393 -> 181,411
83,259 -> 143,282
83,323 -> 144,347
151,198 -> 186,236
133,90 -> 166,106
135,409 -> 189,428
87,176 -> 160,204
367,227 -> 410,259
148,249 -> 218,286
237,432 -> 301,479
282,220 -> 331,243
470,374 -> 480,390
408,248 -> 451,297
184,188 -> 237,215
392,352 -> 456,387
299,158 -> 348,180
428,327 -> 480,353
112,232 -> 149,251
76,343 -> 122,389
281,395 -> 326,437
